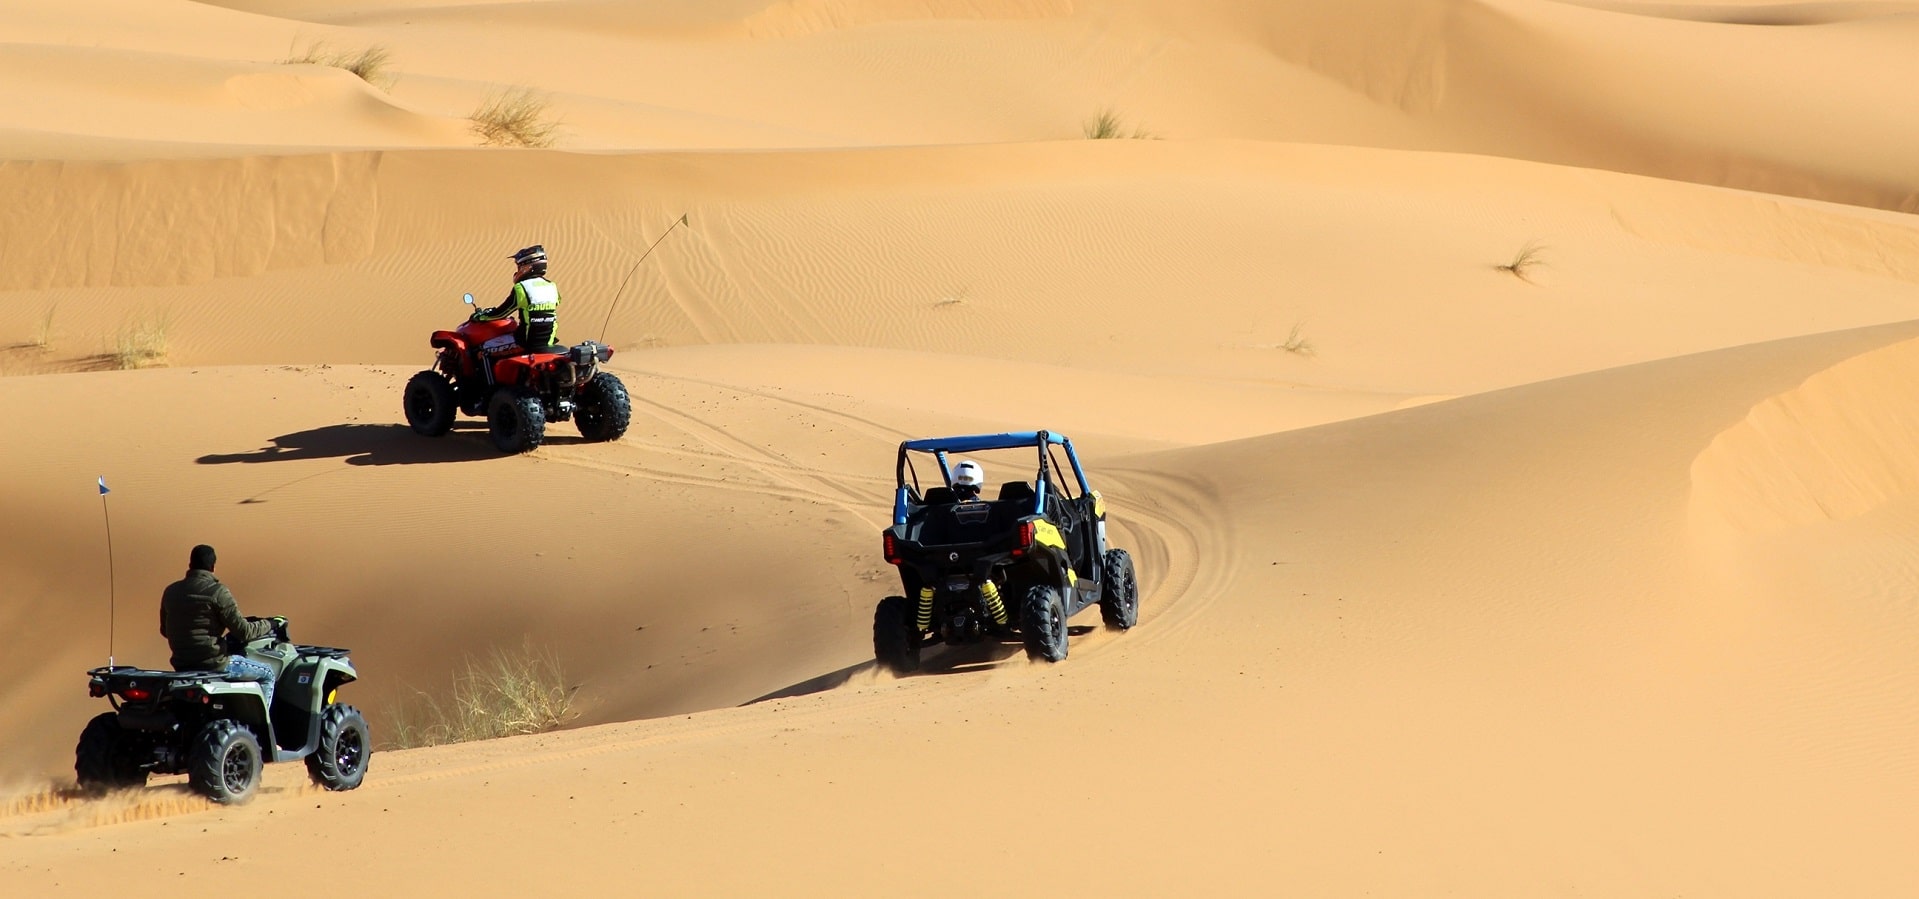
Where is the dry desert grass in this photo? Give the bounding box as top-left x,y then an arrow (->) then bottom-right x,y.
470,88 -> 562,148
281,41 -> 396,89
385,641 -> 577,749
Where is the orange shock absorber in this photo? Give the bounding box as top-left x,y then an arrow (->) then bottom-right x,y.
917,586 -> 935,633
979,580 -> 1008,626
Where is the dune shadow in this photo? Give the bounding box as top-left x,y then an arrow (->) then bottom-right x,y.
196,423 -> 500,468
745,625 -> 1098,703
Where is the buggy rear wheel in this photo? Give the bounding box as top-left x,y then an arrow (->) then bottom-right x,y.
75,712 -> 148,792
1020,583 -> 1068,662
873,595 -> 921,675
403,370 -> 457,436
188,719 -> 261,805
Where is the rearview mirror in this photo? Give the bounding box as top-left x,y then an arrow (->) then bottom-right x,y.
462,293 -> 475,305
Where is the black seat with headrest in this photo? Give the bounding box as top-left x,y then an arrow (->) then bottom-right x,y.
921,486 -> 956,505
997,480 -> 1036,509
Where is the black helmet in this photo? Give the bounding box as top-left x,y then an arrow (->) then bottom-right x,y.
511,245 -> 547,267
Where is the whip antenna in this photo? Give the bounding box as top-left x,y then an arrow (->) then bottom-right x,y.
598,212 -> 690,344
98,477 -> 117,668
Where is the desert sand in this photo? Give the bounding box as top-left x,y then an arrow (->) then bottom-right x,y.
4,0 -> 1919,894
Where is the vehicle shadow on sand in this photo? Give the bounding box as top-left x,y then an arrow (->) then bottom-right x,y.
746,625 -> 1098,704
196,423 -> 501,468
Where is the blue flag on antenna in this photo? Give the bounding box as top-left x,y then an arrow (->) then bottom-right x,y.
98,477 -> 110,495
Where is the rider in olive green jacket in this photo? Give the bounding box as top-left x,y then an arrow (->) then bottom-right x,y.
159,545 -> 278,704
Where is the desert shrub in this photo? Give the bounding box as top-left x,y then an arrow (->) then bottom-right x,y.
384,641 -> 577,749
283,41 -> 395,89
470,88 -> 562,148
1495,241 -> 1548,283
1083,108 -> 1157,140
110,313 -> 170,369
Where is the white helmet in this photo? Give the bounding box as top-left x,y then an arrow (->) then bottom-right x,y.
953,460 -> 985,488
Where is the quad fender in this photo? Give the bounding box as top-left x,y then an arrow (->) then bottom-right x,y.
317,657 -> 360,704
430,330 -> 468,352
197,681 -> 273,737
490,355 -> 539,387
266,655 -> 358,759
277,655 -> 357,714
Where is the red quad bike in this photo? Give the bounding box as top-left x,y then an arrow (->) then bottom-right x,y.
404,292 -> 632,454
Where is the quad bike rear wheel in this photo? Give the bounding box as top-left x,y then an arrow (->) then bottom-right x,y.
1020,583 -> 1069,662
575,372 -> 632,443
488,388 -> 546,454
403,370 -> 457,437
873,595 -> 921,675
189,719 -> 262,805
75,712 -> 148,792
306,704 -> 371,791
1099,548 -> 1139,630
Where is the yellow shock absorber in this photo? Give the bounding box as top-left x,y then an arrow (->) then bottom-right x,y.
917,587 -> 936,633
979,580 -> 1009,626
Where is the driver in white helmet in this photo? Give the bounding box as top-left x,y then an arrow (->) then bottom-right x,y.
951,460 -> 986,501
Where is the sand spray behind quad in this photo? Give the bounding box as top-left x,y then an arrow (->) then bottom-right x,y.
0,776 -> 333,836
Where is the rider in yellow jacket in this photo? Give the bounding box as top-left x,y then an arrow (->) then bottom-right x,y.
472,244 -> 562,351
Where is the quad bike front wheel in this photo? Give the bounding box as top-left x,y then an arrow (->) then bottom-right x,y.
488,388 -> 546,454
75,712 -> 148,792
1020,583 -> 1069,662
1099,548 -> 1139,630
873,595 -> 921,675
403,370 -> 457,437
189,719 -> 262,805
306,704 -> 371,791
575,372 -> 632,443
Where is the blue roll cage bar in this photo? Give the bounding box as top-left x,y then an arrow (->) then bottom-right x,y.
893,431 -> 1089,525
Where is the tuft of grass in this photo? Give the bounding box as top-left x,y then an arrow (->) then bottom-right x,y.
28,303 -> 56,350
932,284 -> 972,308
281,41 -> 396,89
384,640 -> 578,749
1494,240 -> 1548,283
469,87 -> 562,148
109,313 -> 170,369
1276,321 -> 1315,356
1083,108 -> 1158,140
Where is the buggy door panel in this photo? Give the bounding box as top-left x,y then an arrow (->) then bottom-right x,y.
1045,446 -> 1098,577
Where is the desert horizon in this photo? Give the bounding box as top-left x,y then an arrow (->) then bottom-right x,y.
4,1 -> 1918,895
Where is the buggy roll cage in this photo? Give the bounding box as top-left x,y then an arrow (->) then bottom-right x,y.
892,430 -> 1090,525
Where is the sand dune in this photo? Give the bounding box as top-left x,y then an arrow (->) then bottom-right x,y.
7,323 -> 1917,894
5,0 -> 1919,894
7,1 -> 1919,206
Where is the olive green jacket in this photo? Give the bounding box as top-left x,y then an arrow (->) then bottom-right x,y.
159,569 -> 269,671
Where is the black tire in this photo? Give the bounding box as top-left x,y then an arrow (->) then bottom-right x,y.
403,370 -> 457,437
1099,548 -> 1140,630
188,719 -> 262,805
1020,583 -> 1069,662
75,712 -> 148,792
487,388 -> 546,454
306,704 -> 371,791
575,372 -> 632,443
873,595 -> 921,675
